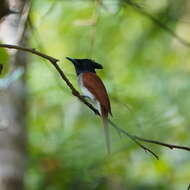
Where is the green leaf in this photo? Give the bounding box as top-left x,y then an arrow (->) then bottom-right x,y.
0,47 -> 9,77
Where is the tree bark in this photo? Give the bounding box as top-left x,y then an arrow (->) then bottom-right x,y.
0,0 -> 29,189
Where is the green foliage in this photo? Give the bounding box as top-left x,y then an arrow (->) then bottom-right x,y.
0,47 -> 9,77
26,0 -> 190,189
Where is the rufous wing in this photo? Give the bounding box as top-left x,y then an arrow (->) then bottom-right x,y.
82,72 -> 112,118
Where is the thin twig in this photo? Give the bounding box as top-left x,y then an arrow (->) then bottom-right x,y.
187,184 -> 190,190
0,44 -> 58,63
108,119 -> 159,159
133,135 -> 190,151
1,43 -> 190,160
124,0 -> 190,48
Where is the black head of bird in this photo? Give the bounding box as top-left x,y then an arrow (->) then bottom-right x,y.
66,57 -> 103,75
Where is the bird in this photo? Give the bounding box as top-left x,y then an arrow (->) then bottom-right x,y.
66,57 -> 112,154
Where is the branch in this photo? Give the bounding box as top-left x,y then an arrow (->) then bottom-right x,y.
133,135 -> 190,151
188,184 -> 190,190
110,119 -> 190,155
1,43 -> 190,160
0,44 -> 99,115
108,119 -> 159,159
123,0 -> 190,48
0,44 -> 58,63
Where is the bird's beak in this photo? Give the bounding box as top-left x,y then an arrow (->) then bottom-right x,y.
66,57 -> 77,65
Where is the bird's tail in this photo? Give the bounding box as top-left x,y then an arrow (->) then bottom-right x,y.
102,117 -> 111,154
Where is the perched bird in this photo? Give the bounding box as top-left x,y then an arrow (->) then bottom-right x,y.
66,57 -> 112,154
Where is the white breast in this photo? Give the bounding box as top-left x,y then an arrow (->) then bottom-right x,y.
78,73 -> 101,112
78,74 -> 95,101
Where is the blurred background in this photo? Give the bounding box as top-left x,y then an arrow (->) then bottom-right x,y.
0,0 -> 190,189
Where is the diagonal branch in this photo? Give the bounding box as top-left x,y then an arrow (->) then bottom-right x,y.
0,44 -> 58,63
1,43 -> 190,160
0,44 -> 99,115
123,0 -> 190,48
108,119 -> 159,159
133,135 -> 190,151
